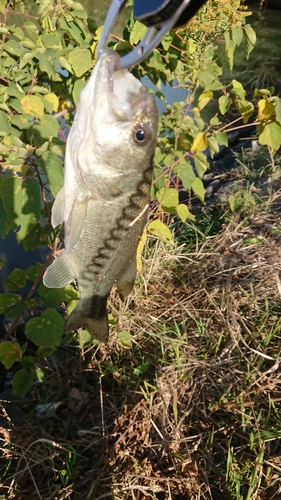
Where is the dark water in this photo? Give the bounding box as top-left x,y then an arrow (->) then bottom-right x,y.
0,6 -> 281,294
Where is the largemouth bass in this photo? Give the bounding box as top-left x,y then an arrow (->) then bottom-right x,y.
43,50 -> 158,342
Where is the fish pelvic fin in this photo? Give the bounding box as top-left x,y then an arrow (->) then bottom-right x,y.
64,294 -> 110,343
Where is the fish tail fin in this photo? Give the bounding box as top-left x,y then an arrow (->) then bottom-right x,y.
84,316 -> 109,343
64,310 -> 109,343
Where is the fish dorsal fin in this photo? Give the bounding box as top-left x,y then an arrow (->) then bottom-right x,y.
43,252 -> 75,288
51,188 -> 65,228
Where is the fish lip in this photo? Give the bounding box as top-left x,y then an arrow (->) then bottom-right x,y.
95,50 -> 149,123
93,50 -> 124,122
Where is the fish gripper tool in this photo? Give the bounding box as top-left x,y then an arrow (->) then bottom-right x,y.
97,0 -> 207,70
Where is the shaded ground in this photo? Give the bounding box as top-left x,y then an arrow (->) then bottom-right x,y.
1,149 -> 281,499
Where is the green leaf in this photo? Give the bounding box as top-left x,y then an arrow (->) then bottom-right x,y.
176,204 -> 195,223
191,178 -> 205,203
0,292 -> 22,315
4,300 -> 30,319
37,151 -> 64,197
275,97 -> 281,125
68,48 -> 92,77
6,268 -> 26,291
232,26 -> 243,46
11,113 -> 34,130
25,309 -> 65,348
231,87 -> 246,101
147,220 -> 174,244
44,93 -> 59,113
194,152 -> 209,177
254,88 -> 271,98
0,341 -> 22,369
1,177 -> 41,242
0,0 -> 7,15
37,52 -> 60,80
191,132 -> 207,153
117,331 -> 132,349
20,356 -> 36,369
258,99 -> 275,120
0,110 -> 12,135
193,110 -> 205,131
159,188 -> 178,209
8,82 -> 25,100
161,33 -> 173,51
38,284 -> 79,308
207,136 -> 219,159
24,21 -> 39,43
197,91 -> 213,110
26,263 -> 44,282
21,95 -> 44,119
59,18 -> 84,46
72,78 -> 86,106
208,81 -> 224,91
34,367 -> 44,383
216,132 -> 228,147
225,39 -> 236,71
37,346 -> 56,357
78,329 -> 92,349
12,368 -> 34,396
129,20 -> 147,45
210,116 -> 220,126
258,121 -> 281,152
178,160 -> 196,190
33,114 -> 60,141
219,95 -> 231,115
236,99 -> 255,124
3,39 -> 25,57
228,194 -> 236,212
244,24 -> 256,58
0,199 -> 7,238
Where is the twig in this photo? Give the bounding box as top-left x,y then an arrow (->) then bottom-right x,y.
53,107 -> 75,119
129,204 -> 149,227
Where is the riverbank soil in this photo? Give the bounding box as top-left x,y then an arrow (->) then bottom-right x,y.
1,145 -> 281,499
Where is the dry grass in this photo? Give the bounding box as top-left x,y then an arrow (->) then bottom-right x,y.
1,184 -> 281,499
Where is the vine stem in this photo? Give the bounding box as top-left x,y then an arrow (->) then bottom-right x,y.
3,237 -> 58,340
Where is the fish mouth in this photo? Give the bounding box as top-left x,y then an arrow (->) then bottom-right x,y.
94,50 -> 148,123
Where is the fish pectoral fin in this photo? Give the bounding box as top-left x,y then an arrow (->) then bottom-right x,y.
117,257 -> 137,300
43,252 -> 75,288
68,197 -> 88,251
51,187 -> 65,228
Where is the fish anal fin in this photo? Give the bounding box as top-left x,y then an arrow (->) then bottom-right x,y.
117,257 -> 137,300
51,187 -> 65,228
43,252 -> 75,288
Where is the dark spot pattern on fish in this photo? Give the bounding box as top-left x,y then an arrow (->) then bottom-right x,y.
81,159 -> 154,281
89,294 -> 109,319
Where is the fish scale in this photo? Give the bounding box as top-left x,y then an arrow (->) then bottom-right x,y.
43,50 -> 158,342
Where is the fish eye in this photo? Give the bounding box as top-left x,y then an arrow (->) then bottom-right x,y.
133,124 -> 151,146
